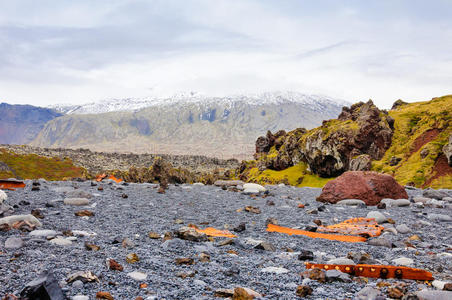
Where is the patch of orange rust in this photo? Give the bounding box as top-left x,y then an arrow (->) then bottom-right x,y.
107,175 -> 123,183
266,224 -> 367,243
304,262 -> 433,281
96,174 -> 107,182
317,218 -> 383,237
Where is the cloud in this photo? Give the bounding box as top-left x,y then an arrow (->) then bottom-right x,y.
0,0 -> 451,108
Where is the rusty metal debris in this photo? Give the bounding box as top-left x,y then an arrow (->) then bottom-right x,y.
96,174 -> 123,183
0,179 -> 25,190
266,224 -> 367,243
317,218 -> 383,237
188,224 -> 236,238
304,262 -> 434,281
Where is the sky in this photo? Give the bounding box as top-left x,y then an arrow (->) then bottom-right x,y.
0,0 -> 451,108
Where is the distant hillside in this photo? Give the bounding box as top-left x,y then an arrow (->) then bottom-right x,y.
0,103 -> 61,144
238,95 -> 452,189
31,92 -> 347,159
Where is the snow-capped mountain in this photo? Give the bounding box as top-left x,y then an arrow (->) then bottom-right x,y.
50,91 -> 349,115
34,91 -> 350,159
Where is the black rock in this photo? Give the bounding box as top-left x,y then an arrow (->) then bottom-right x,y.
19,200 -> 30,206
304,225 -> 318,232
298,250 -> 314,261
20,271 -> 65,300
232,222 -> 246,233
317,205 -> 326,212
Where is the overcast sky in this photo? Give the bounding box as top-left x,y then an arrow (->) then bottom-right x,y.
0,0 -> 451,108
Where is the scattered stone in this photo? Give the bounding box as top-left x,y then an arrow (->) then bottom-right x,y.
63,198 -> 90,206
298,250 -> 314,261
325,269 -> 351,282
427,214 -> 452,222
75,210 -> 94,217
214,180 -> 244,187
356,286 -> 382,300
296,285 -> 313,297
126,253 -> 139,264
444,283 -> 452,291
366,211 -> 387,223
31,209 -> 44,219
336,199 -> 366,206
121,237 -> 135,248
20,271 -> 64,299
0,214 -> 42,227
254,241 -> 276,252
85,242 -> 101,251
175,257 -> 194,265
232,222 -> 246,233
387,286 -> 405,299
368,237 -> 392,248
199,252 -> 210,262
50,237 -> 72,246
148,231 -> 161,239
245,206 -> 261,214
261,267 -> 289,274
265,218 -> 278,225
392,257 -> 414,266
96,291 -> 114,300
5,237 -> 24,249
326,258 -> 355,265
29,229 -> 57,237
423,189 -> 449,200
175,226 -> 207,242
303,268 -> 326,283
416,289 -> 452,300
243,183 -> 266,192
377,202 -> 387,209
127,271 -> 147,281
107,259 -> 123,271
396,224 -> 411,234
67,271 -> 99,283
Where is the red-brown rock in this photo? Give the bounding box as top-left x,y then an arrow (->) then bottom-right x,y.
316,171 -> 408,206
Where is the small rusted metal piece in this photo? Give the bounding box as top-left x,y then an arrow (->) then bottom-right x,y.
0,179 -> 26,190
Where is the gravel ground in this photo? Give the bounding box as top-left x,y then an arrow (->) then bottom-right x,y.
1,180 -> 452,299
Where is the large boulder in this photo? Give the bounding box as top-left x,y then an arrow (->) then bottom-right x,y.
300,100 -> 393,177
443,134 -> 452,166
317,171 -> 408,206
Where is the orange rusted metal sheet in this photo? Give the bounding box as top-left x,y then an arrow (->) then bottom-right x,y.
189,224 -> 236,238
317,218 -> 383,237
304,262 -> 434,281
266,224 -> 367,243
107,175 -> 123,183
96,174 -> 107,182
0,179 -> 26,190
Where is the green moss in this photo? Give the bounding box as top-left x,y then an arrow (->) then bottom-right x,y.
245,163 -> 334,188
371,95 -> 452,188
0,149 -> 86,180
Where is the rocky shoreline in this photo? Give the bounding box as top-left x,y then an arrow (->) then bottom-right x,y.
1,180 -> 451,299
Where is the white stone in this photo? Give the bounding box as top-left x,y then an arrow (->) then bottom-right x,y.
395,224 -> 411,234
64,198 -> 90,206
392,257 -> 414,266
336,199 -> 366,206
416,289 -> 452,300
72,230 -> 97,237
50,237 -> 73,246
428,214 -> 452,222
380,198 -> 395,207
326,258 -> 355,265
72,296 -> 89,300
243,183 -> 266,192
366,211 -> 387,224
432,280 -> 446,290
127,271 -> 147,281
261,266 -> 289,274
393,199 -> 411,207
0,190 -> 7,203
426,199 -> 446,208
413,197 -> 431,204
0,214 -> 42,227
29,230 -> 58,237
193,182 -> 205,186
443,197 -> 452,203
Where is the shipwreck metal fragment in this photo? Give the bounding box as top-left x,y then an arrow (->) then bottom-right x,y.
317,218 -> 383,237
304,262 -> 433,280
0,179 -> 25,190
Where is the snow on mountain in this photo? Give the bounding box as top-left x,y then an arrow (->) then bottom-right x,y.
49,91 -> 350,115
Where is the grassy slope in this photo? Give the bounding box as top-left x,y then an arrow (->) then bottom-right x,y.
372,95 -> 452,188
0,149 -> 86,180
